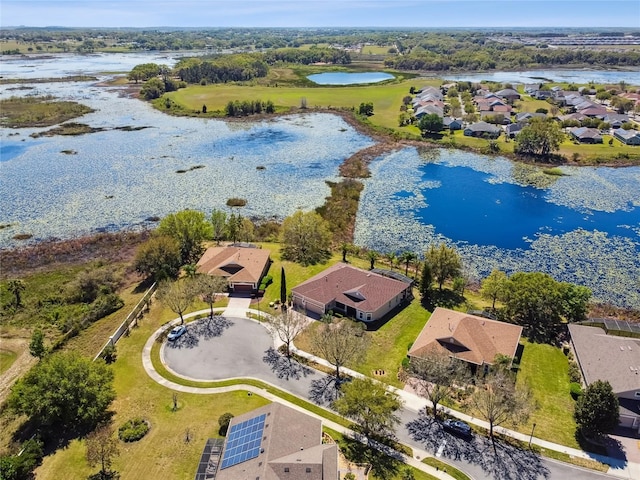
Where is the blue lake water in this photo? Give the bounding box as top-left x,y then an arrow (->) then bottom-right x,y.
1,53 -> 639,307
307,72 -> 395,85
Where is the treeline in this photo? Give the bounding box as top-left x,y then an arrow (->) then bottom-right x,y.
225,99 -> 275,117
385,47 -> 640,71
174,54 -> 269,84
262,47 -> 351,65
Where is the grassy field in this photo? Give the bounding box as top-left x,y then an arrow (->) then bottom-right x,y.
165,74 -> 439,131
0,349 -> 18,375
0,96 -> 94,128
361,45 -> 394,55
516,340 -> 578,448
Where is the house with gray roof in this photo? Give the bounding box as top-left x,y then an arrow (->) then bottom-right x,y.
464,121 -> 501,138
613,128 -> 640,145
292,263 -> 413,322
198,403 -> 338,480
443,117 -> 463,130
602,114 -> 630,128
495,88 -> 521,101
568,324 -> 640,432
569,127 -> 603,144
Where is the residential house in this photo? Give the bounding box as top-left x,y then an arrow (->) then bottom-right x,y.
579,105 -> 609,117
195,403 -> 338,480
408,307 -> 523,370
533,89 -> 553,100
568,324 -> 640,432
613,128 -> 640,145
495,88 -> 521,101
505,122 -> 525,138
601,113 -> 629,129
463,121 -> 501,138
524,83 -> 541,95
515,112 -> 547,123
196,246 -> 271,294
569,127 -> 603,144
415,104 -> 444,119
291,263 -> 413,322
443,117 -> 463,130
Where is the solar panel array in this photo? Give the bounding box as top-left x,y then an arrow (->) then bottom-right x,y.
220,413 -> 266,469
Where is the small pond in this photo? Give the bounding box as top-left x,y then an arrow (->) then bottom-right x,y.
307,71 -> 394,85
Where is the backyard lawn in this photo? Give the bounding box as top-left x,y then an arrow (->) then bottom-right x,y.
0,349 -> 17,375
516,340 -> 578,448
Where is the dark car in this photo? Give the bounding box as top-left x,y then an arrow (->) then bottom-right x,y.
442,419 -> 472,438
167,325 -> 187,341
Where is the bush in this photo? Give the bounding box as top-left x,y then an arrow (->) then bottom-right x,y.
118,418 -> 150,442
218,412 -> 234,436
568,362 -> 582,383
259,275 -> 273,290
570,382 -> 583,400
101,344 -> 117,364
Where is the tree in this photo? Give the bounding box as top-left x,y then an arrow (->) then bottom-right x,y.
140,77 -> 165,100
226,213 -> 243,243
425,243 -> 462,290
8,352 -> 115,429
218,413 -> 234,436
333,377 -> 402,438
358,102 -> 374,116
281,210 -> 332,266
410,349 -> 468,419
311,318 -> 368,382
367,250 -> 379,270
7,279 -> 25,308
134,235 -> 182,282
574,380 -> 619,439
196,275 -> 227,318
385,252 -> 397,270
340,242 -> 353,263
157,210 -> 213,265
514,117 -> 564,158
0,438 -> 43,480
480,269 -> 508,309
157,279 -> 196,325
86,424 -> 119,480
398,251 -> 417,277
280,267 -> 287,305
418,113 -> 444,135
419,261 -> 433,300
611,96 -> 634,114
267,309 -> 307,357
472,370 -> 532,448
29,329 -> 46,359
210,209 -> 227,244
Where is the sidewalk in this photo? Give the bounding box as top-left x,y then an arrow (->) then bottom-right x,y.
280,309 -> 640,480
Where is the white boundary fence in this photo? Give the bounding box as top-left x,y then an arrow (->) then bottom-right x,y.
94,282 -> 157,361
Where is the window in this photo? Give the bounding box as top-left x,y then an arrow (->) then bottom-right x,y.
284,467 -> 290,473
306,467 -> 311,473
635,391 -> 640,398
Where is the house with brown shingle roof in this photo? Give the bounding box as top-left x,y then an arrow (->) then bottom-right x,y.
201,403 -> 338,480
568,324 -> 640,432
196,246 -> 271,294
408,307 -> 522,368
291,263 -> 413,322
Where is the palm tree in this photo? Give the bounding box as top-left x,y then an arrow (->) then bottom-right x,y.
385,252 -> 397,271
398,251 -> 417,277
7,279 -> 25,308
366,250 -> 379,270
340,243 -> 353,263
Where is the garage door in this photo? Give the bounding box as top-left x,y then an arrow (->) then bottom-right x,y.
619,414 -> 636,429
233,284 -> 253,293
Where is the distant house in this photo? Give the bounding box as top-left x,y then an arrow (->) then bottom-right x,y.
196,246 -> 271,294
495,88 -> 521,101
570,127 -> 603,144
415,104 -> 444,119
408,308 -> 522,369
602,114 -> 629,129
515,112 -> 547,123
464,121 -> 501,138
291,263 -> 413,322
443,117 -> 463,130
578,106 -> 608,117
613,128 -> 640,145
198,403 -> 338,480
524,83 -> 541,95
533,89 -> 553,100
505,122 -> 525,138
568,324 -> 640,432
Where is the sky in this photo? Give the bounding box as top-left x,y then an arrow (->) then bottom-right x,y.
1,0 -> 639,29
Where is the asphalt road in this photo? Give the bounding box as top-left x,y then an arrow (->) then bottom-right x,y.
162,316 -> 616,480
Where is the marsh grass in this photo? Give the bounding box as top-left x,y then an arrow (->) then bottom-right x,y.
0,96 -> 94,128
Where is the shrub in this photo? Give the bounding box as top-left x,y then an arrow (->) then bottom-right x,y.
259,275 -> 273,290
101,344 -> 117,364
568,362 -> 582,383
118,418 -> 150,442
570,382 -> 583,400
218,412 -> 234,436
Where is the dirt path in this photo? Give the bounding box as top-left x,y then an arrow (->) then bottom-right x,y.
0,338 -> 36,403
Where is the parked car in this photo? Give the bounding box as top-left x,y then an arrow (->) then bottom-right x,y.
167,325 -> 187,341
442,419 -> 472,438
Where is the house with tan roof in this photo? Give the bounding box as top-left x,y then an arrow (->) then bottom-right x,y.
196,246 -> 271,294
291,263 -> 413,322
408,307 -> 522,369
195,403 -> 338,480
568,324 -> 640,432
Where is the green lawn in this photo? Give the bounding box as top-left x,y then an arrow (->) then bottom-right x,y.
0,348 -> 18,375
361,45 -> 394,55
516,340 -> 578,448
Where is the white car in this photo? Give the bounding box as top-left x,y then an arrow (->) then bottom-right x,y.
167,325 -> 187,341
